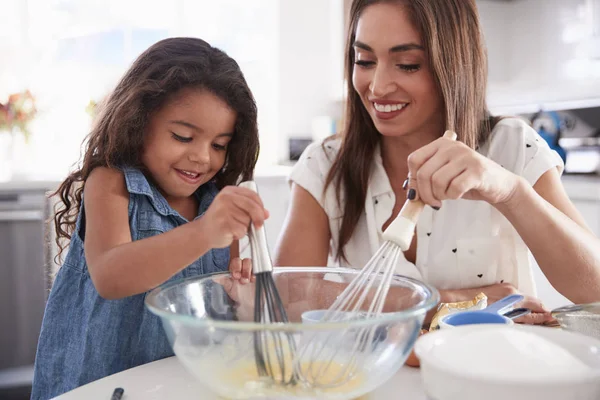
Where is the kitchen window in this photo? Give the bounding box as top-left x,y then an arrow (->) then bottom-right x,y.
0,0 -> 279,179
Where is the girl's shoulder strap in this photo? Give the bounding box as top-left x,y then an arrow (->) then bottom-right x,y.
122,166 -> 191,218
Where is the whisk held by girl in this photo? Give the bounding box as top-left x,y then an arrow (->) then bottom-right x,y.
31,37 -> 268,400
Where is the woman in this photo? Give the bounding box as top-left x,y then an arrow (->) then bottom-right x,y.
273,0 -> 600,323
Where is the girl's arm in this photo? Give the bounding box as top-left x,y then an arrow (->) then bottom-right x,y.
83,167 -> 267,299
273,183 -> 331,267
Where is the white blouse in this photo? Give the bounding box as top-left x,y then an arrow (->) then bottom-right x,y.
289,118 -> 564,296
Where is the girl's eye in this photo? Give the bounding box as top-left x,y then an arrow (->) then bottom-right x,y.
171,132 -> 192,143
354,60 -> 375,67
212,143 -> 227,151
398,64 -> 420,72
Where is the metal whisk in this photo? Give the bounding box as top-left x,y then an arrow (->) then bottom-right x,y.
239,180 -> 297,386
295,130 -> 457,388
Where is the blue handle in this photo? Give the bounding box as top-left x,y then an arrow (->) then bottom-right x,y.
484,294 -> 524,314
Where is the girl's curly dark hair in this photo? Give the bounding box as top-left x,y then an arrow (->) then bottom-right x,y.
53,37 -> 259,259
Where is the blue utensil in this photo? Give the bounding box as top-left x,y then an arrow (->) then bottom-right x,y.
441,294 -> 524,327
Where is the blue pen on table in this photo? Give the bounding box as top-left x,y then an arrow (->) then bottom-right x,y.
111,387 -> 124,400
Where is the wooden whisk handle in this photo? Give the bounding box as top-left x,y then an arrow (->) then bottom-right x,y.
399,129 -> 457,219
382,130 -> 457,250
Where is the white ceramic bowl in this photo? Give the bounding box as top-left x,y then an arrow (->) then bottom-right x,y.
415,324 -> 600,400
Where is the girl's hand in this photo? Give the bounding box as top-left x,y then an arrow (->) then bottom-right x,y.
406,135 -> 523,208
229,257 -> 255,284
445,282 -> 554,325
212,274 -> 256,322
197,186 -> 269,249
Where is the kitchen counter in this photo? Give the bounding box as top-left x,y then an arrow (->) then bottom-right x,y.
1,169 -> 598,195
54,356 -> 427,400
0,165 -> 294,193
0,179 -> 62,193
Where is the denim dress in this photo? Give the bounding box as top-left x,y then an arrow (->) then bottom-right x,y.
31,167 -> 230,400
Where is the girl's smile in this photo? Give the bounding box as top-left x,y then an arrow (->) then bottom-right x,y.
141,87 -> 236,205
175,168 -> 204,185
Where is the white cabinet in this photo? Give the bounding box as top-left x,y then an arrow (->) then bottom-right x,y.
239,168 -> 292,258
563,176 -> 600,236
531,176 -> 600,310
254,172 -> 292,252
530,256 -> 572,311
0,189 -> 48,391
573,201 -> 600,236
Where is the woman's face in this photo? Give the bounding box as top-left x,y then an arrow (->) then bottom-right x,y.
352,2 -> 444,139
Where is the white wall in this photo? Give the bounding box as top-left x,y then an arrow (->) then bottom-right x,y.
276,0 -> 345,163
478,0 -> 600,113
477,0 -> 512,84
275,0 -> 600,159
4,0 -> 599,176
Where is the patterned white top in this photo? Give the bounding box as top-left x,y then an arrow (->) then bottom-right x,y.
289,118 -> 564,296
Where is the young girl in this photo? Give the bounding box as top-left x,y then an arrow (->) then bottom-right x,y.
274,0 -> 600,322
32,37 -> 266,399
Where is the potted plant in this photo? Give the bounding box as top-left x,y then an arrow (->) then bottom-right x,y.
0,90 -> 37,180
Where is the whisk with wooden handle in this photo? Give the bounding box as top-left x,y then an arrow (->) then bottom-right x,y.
238,180 -> 298,386
295,130 -> 457,388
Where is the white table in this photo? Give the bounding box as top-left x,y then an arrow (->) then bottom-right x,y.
54,357 -> 428,399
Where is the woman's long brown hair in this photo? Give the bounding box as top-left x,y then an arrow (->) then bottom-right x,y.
53,37 -> 260,260
326,0 -> 501,261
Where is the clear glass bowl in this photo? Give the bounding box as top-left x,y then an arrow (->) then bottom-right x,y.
552,302 -> 600,340
145,267 -> 439,399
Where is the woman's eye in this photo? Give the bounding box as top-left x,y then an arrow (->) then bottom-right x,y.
354,60 -> 375,67
398,64 -> 420,72
212,143 -> 227,151
171,132 -> 192,143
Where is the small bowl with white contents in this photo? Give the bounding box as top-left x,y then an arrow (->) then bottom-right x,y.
414,324 -> 600,400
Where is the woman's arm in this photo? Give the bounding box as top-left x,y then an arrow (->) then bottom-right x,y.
436,167 -> 599,322
273,183 -> 331,267
406,135 -> 600,306
495,168 -> 600,304
84,167 -> 266,299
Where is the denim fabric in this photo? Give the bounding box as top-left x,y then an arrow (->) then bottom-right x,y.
31,167 -> 229,399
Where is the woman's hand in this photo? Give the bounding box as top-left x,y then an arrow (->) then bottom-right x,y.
196,186 -> 269,249
406,135 -> 523,208
229,257 -> 255,284
444,282 -> 554,325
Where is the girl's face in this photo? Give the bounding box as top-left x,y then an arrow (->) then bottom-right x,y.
352,2 -> 444,139
141,88 -> 236,202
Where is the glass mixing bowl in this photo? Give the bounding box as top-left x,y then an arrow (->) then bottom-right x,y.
145,267 -> 439,399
